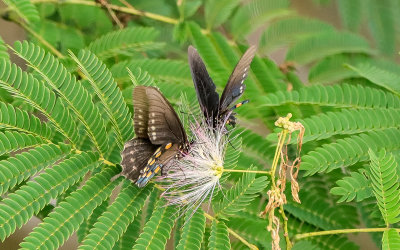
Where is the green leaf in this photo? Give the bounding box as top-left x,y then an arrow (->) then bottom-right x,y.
176,208 -> 206,250
77,199 -> 109,242
347,63 -> 400,96
302,128 -> 400,175
2,0 -> 39,23
79,180 -> 153,250
382,229 -> 400,250
208,220 -> 230,250
0,143 -> 70,196
337,0 -> 362,31
293,240 -> 322,250
0,59 -> 80,147
261,83 -> 400,109
368,149 -> 400,225
259,17 -> 334,53
0,152 -> 98,241
214,171 -> 268,218
20,167 -> 120,249
0,36 -> 9,60
12,41 -> 109,158
205,0 -> 240,30
133,200 -> 176,250
366,0 -> 396,55
0,131 -> 46,155
230,0 -> 291,40
87,27 -> 164,59
0,101 -> 55,141
331,170 -> 373,202
286,32 -> 373,64
72,49 -> 134,146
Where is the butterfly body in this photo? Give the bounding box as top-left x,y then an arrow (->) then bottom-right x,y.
121,86 -> 189,187
188,45 -> 256,127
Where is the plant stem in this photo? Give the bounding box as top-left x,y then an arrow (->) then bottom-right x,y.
16,21 -> 65,59
31,0 -> 179,24
223,169 -> 271,175
204,212 -> 259,250
279,205 -> 292,250
294,228 -> 400,241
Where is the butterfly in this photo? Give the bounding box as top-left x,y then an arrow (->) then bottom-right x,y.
188,45 -> 257,127
120,86 -> 189,187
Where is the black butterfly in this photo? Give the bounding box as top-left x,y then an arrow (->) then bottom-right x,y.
188,45 -> 256,127
120,86 -> 189,187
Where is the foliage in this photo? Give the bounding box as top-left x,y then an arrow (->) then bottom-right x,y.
0,0 -> 399,249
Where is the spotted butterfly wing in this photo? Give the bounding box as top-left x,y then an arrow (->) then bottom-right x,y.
188,45 -> 256,127
188,46 -> 219,124
121,86 -> 188,187
219,45 -> 256,112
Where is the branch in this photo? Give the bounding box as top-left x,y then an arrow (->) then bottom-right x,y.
31,0 -> 179,24
204,212 -> 259,250
294,228 -> 400,241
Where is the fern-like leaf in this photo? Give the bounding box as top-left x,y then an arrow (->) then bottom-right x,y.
12,41 -> 109,157
208,220 -> 230,250
0,151 -> 99,241
302,128 -> 400,175
176,209 -> 206,250
111,58 -> 192,85
330,169 -> 373,202
369,149 -> 400,225
77,199 -> 109,243
214,171 -> 268,218
259,17 -> 334,53
133,200 -> 176,250
347,63 -> 400,95
87,27 -> 164,59
230,0 -> 291,40
337,0 -> 362,31
0,143 -> 70,195
79,179 -> 153,250
308,54 -> 366,84
112,211 -> 142,250
0,101 -> 55,141
72,49 -> 134,146
205,0 -> 240,30
261,83 -> 400,109
269,108 -> 400,144
382,229 -> 400,250
2,0 -> 39,23
0,59 -> 80,147
20,167 -> 120,249
286,32 -> 373,64
0,36 -> 9,60
0,131 -> 46,155
366,0 -> 396,55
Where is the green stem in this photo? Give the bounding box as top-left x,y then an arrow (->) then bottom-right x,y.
279,205 -> 292,250
31,0 -> 179,24
204,212 -> 259,250
223,169 -> 271,175
294,228 -> 400,241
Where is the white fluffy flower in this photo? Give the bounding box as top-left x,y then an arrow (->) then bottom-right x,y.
158,118 -> 229,214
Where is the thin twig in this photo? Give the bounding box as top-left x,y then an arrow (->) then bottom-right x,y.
223,169 -> 271,175
294,228 -> 400,241
31,0 -> 179,24
204,212 -> 259,250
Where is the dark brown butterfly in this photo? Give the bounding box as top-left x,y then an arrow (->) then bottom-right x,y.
188,45 -> 256,127
120,86 -> 189,187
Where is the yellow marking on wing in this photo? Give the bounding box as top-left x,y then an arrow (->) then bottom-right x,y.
155,151 -> 162,158
154,166 -> 160,173
146,171 -> 152,177
165,143 -> 172,149
149,159 -> 155,165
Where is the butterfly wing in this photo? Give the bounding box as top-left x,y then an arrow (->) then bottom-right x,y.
120,138 -> 157,182
136,143 -> 179,187
144,86 -> 188,145
188,46 -> 219,122
219,45 -> 257,111
133,86 -> 150,138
